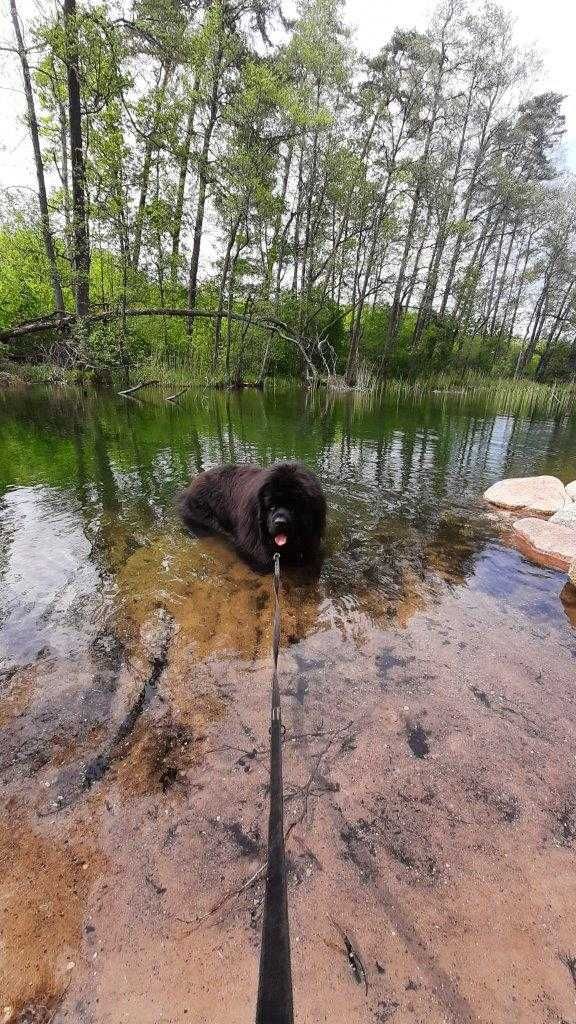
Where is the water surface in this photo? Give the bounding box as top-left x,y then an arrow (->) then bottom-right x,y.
1,385 -> 576,1024
1,385 -> 575,668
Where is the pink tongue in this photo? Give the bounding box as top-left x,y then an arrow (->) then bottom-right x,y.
274,533 -> 287,547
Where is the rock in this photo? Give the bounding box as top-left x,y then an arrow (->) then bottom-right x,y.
512,517 -> 576,568
566,481 -> 576,501
550,505 -> 576,528
484,475 -> 572,514
569,559 -> 576,587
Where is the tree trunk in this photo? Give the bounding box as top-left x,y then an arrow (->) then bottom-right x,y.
344,213 -> 366,386
489,220 -> 517,336
482,219 -> 507,331
170,77 -> 199,283
64,0 -> 90,319
412,64 -> 477,347
506,226 -> 535,344
132,63 -> 171,273
187,39 -> 224,330
515,280 -> 550,377
385,26 -> 450,359
213,214 -> 241,371
291,143 -> 305,295
262,144 -> 293,303
437,86 -> 502,320
55,88 -> 72,246
10,0 -> 65,315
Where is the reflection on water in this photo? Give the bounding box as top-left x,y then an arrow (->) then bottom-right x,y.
0,486 -> 108,665
1,385 -> 575,670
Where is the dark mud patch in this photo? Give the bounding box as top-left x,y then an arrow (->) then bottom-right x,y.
118,718 -> 199,795
5,981 -> 69,1024
0,654 -> 120,785
387,842 -> 415,869
162,816 -> 194,849
339,820 -> 377,883
557,804 -> 576,847
553,798 -> 573,847
83,621 -> 172,789
467,781 -> 521,824
293,651 -> 325,673
285,845 -> 321,886
471,685 -> 491,707
216,820 -> 262,859
374,1000 -> 399,1022
375,651 -> 415,688
91,630 -> 124,674
339,811 -> 441,887
376,651 -> 414,674
0,664 -> 19,688
560,954 -> 576,993
406,723 -> 430,759
387,840 -> 439,881
0,738 -> 52,779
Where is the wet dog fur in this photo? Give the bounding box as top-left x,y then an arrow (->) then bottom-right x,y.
180,462 -> 326,572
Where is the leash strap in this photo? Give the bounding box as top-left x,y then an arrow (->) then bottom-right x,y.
255,553 -> 294,1024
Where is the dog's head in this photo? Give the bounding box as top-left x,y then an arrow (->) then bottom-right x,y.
257,462 -> 326,561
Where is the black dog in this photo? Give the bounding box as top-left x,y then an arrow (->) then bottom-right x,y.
180,462 -> 326,571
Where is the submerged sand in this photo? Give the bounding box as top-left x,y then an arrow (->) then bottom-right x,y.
1,527 -> 576,1024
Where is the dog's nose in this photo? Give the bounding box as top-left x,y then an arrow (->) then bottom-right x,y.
272,508 -> 290,526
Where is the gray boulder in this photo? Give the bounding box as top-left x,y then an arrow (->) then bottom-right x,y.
566,481 -> 576,501
550,505 -> 576,528
484,475 -> 572,514
512,517 -> 576,568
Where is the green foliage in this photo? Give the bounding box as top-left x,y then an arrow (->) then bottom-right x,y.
0,224 -> 71,331
3,0 -> 575,389
536,341 -> 575,383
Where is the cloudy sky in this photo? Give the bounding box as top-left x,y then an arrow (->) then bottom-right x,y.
348,0 -> 576,171
1,0 -> 575,194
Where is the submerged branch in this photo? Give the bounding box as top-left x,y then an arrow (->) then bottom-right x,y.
166,385 -> 192,401
118,379 -> 159,396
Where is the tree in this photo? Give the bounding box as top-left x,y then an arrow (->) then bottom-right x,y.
2,0 -> 574,388
9,0 -> 65,316
64,0 -> 90,319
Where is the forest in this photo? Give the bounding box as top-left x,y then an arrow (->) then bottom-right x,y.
2,0 -> 576,389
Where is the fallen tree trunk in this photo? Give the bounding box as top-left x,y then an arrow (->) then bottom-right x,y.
166,385 -> 192,401
0,307 -> 294,343
118,379 -> 159,396
0,307 -> 332,387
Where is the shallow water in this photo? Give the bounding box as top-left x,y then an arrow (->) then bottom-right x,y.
1,384 -> 576,1024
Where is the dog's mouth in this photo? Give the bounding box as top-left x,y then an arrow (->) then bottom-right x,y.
268,507 -> 291,548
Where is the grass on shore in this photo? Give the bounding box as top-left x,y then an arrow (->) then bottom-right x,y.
2,360 -> 575,417
377,371 -> 576,417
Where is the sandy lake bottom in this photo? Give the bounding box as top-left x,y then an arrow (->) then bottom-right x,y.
1,386 -> 576,1024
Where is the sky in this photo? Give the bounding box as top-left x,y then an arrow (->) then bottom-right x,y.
1,0 -> 575,196
346,0 -> 576,171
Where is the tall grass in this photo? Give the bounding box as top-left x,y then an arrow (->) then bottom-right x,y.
374,371 -> 576,417
3,358 -> 575,418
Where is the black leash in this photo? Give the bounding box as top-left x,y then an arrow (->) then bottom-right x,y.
255,552 -> 294,1024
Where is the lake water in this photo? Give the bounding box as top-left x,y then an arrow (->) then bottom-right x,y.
1,384 -> 576,1023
